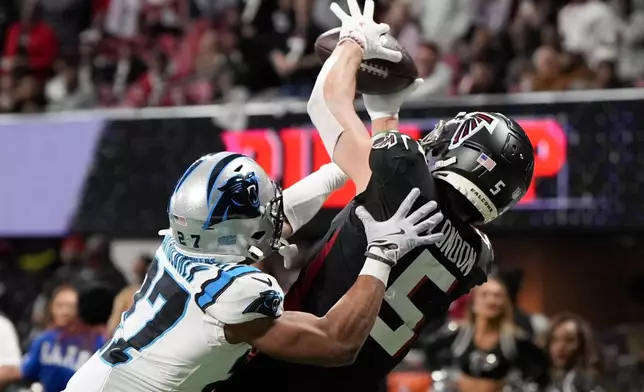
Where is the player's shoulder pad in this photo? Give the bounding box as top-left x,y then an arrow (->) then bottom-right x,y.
371,131 -> 422,153
197,266 -> 284,324
237,273 -> 284,318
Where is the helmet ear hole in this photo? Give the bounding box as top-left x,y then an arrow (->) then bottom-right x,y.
251,231 -> 266,240
248,246 -> 264,261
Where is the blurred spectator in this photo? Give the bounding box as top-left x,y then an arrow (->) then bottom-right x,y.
557,0 -> 620,64
527,45 -> 570,91
382,0 -> 421,58
43,284 -> 79,332
142,0 -> 187,38
191,0 -> 238,20
184,29 -> 220,103
267,0 -> 322,97
42,236 -> 86,299
41,235 -> 125,307
11,71 -> 47,112
499,267 -> 535,340
472,0 -> 514,34
618,0 -> 644,83
3,284 -> 106,392
45,56 -> 97,111
123,48 -> 181,107
107,43 -> 148,105
0,1 -> 17,57
424,278 -> 548,392
30,236 -> 86,336
546,313 -> 604,392
40,0 -> 92,57
561,51 -> 595,90
76,282 -> 115,331
311,0 -> 340,31
532,313 -> 551,348
0,312 -> 21,390
411,0 -> 472,53
104,0 -> 143,40
408,42 -> 452,98
0,0 -> 638,110
82,235 -> 127,292
2,0 -> 57,77
106,254 -> 153,335
185,27 -> 246,103
593,59 -> 624,89
458,61 -> 501,94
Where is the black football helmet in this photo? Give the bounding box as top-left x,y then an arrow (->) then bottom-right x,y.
420,112 -> 534,224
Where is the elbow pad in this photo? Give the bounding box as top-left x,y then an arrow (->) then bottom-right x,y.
282,163 -> 348,233
307,51 -> 345,159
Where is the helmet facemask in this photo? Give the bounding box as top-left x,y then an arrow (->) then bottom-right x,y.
263,181 -> 285,252
419,113 -> 469,168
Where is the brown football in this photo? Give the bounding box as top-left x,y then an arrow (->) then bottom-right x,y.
314,28 -> 418,95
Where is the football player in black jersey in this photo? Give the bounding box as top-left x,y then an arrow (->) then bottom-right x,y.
216,1 -> 535,391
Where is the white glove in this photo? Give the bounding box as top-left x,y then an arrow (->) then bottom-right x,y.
330,0 -> 402,63
278,242 -> 300,269
363,78 -> 424,120
356,188 -> 444,266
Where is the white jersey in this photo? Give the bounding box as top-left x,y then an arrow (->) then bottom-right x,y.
64,235 -> 284,392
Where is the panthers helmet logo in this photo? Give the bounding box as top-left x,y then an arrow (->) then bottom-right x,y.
205,172 -> 261,227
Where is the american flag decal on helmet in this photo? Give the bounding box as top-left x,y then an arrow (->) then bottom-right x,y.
449,112 -> 499,150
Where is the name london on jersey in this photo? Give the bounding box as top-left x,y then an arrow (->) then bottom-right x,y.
434,219 -> 477,276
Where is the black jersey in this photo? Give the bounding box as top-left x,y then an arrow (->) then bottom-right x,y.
215,132 -> 493,392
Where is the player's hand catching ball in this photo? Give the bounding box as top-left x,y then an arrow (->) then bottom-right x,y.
356,188 -> 444,267
362,78 -> 424,120
330,0 -> 402,63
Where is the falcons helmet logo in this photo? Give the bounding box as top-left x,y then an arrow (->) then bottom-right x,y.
448,112 -> 500,150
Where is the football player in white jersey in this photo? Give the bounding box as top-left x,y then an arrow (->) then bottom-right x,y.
64,152 -> 445,392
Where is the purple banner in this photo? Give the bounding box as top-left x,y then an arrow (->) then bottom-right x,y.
0,117 -> 105,236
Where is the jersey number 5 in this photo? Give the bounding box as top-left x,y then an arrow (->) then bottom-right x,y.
370,249 -> 457,357
101,261 -> 190,366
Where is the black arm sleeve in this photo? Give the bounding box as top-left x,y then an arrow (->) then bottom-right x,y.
354,131 -> 436,221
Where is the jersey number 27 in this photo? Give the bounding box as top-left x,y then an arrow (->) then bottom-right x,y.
101,260 -> 190,366
370,249 -> 457,357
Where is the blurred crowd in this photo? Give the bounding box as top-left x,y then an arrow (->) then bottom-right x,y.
0,235 -> 643,392
0,0 -> 643,114
0,236 -> 150,392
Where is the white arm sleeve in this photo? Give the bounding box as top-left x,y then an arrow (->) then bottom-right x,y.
307,50 -> 346,159
282,163 -> 348,233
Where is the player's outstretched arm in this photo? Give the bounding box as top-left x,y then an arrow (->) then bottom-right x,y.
281,163 -> 347,238
307,0 -> 401,194
225,188 -> 445,366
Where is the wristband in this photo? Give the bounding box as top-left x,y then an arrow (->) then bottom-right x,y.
367,110 -> 399,121
359,258 -> 392,286
338,34 -> 366,53
364,249 -> 395,267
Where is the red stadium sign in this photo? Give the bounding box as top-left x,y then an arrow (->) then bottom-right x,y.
222,119 -> 566,208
